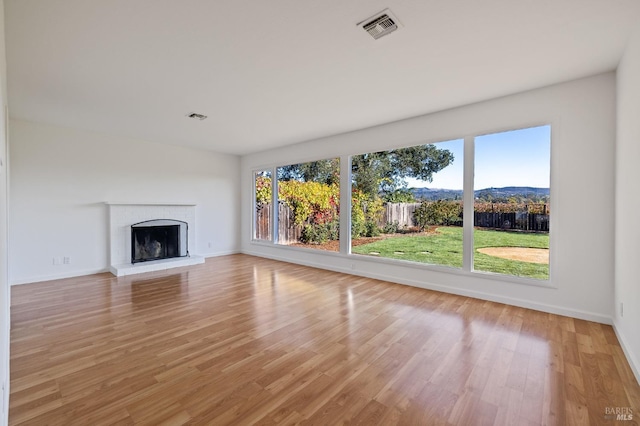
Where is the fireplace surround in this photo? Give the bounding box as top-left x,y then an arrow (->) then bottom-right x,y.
107,203 -> 203,276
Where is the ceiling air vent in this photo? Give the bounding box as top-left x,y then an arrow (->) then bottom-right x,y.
358,9 -> 400,40
186,112 -> 207,121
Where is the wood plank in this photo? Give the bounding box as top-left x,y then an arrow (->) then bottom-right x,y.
9,254 -> 640,425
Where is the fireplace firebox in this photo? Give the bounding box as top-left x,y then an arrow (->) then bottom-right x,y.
131,219 -> 189,264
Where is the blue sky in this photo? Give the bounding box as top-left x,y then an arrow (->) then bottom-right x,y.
406,125 -> 551,190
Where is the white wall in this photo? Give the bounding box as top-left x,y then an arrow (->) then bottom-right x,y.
9,119 -> 240,284
0,1 -> 8,423
615,25 -> 640,383
242,73 -> 616,324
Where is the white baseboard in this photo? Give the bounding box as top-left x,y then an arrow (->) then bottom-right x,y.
10,250 -> 240,285
10,267 -> 110,285
202,249 -> 240,259
241,249 -> 612,325
612,322 -> 640,386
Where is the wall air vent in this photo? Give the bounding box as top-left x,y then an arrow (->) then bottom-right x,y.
186,112 -> 207,121
358,9 -> 401,40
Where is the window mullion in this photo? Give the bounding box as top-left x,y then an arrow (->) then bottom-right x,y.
463,136 -> 475,272
339,156 -> 352,254
271,167 -> 278,244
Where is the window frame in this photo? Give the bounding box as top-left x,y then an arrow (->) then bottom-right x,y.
249,122 -> 554,288
251,168 -> 276,243
348,138 -> 466,270
470,125 -> 551,281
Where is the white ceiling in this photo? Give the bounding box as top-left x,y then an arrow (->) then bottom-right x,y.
5,0 -> 640,155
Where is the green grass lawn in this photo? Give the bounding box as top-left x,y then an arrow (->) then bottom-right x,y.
352,227 -> 549,280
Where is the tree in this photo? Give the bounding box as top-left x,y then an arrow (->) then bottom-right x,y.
277,144 -> 452,199
476,190 -> 494,202
277,159 -> 339,185
351,144 -> 454,200
414,200 -> 463,230
383,188 -> 416,203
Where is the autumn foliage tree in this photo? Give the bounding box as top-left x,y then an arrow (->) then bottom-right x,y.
257,145 -> 455,243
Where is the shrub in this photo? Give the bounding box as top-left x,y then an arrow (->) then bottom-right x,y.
255,175 -> 272,206
326,219 -> 339,241
365,221 -> 380,237
300,219 -> 339,244
301,224 -> 327,244
351,188 -> 384,238
382,221 -> 400,234
351,214 -> 366,239
414,200 -> 462,230
278,180 -> 339,226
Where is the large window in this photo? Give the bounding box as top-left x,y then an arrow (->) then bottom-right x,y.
253,170 -> 272,241
276,158 -> 340,252
250,124 -> 551,283
473,125 -> 550,280
350,140 -> 464,268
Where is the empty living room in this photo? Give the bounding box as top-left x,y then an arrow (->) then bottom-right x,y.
1,1 -> 640,425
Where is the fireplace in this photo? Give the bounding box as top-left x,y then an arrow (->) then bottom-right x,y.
108,203 -> 203,276
131,219 -> 189,264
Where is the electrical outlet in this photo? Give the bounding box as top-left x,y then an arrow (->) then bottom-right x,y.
621,302 -> 624,317
52,257 -> 61,265
63,257 -> 70,265
208,242 -> 212,248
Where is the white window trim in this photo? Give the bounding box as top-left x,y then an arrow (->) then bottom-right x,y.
251,168 -> 276,243
249,123 -> 554,288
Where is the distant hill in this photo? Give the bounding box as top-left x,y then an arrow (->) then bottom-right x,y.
411,188 -> 463,201
410,186 -> 549,201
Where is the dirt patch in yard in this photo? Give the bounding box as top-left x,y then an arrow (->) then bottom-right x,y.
477,247 -> 549,264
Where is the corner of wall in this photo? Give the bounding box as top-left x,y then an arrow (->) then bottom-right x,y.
614,22 -> 640,386
0,0 -> 10,423
613,322 -> 640,385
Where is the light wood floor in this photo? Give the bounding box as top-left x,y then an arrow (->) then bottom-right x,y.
9,255 -> 640,425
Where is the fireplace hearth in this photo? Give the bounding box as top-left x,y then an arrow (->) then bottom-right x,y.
131,219 -> 188,263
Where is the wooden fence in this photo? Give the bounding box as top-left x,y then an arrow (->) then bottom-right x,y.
383,203 -> 549,232
473,212 -> 549,232
276,203 -> 302,244
254,204 -> 271,240
380,203 -> 422,228
255,203 -> 301,244
256,202 -> 549,243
